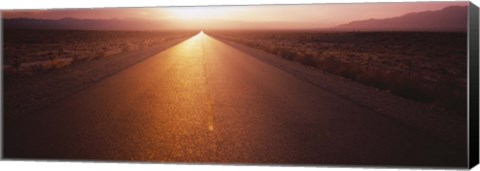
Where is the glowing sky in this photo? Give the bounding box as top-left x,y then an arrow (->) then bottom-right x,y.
2,1 -> 468,29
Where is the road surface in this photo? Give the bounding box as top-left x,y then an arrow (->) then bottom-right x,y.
4,32 -> 466,167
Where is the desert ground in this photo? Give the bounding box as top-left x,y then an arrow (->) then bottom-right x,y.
3,30 -> 196,75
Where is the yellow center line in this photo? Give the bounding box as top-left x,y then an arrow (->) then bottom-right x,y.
201,33 -> 214,131
206,94 -> 215,131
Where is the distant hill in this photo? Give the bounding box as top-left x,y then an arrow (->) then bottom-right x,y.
336,6 -> 468,32
2,17 -> 320,31
2,17 -> 173,31
2,17 -> 310,31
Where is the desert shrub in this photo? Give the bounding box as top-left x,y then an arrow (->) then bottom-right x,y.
264,46 -> 276,54
356,68 -> 392,89
317,56 -> 342,73
336,62 -> 362,81
355,68 -> 434,102
245,41 -> 257,48
319,57 -> 433,102
122,44 -> 137,52
276,48 -> 296,61
297,54 -> 317,67
252,42 -> 264,49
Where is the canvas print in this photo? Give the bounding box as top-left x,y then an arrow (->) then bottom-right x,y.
1,1 -> 474,168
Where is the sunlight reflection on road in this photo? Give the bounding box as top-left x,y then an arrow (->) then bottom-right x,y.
158,30 -> 215,132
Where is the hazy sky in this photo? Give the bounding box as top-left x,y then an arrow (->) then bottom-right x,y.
2,1 -> 468,29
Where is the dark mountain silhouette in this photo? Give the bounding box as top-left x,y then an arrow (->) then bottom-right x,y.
336,6 -> 468,32
2,17 -> 175,30
2,17 -> 311,31
2,17 -> 316,31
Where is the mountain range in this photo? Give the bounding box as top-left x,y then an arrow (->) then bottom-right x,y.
336,6 -> 468,32
2,17 -> 172,30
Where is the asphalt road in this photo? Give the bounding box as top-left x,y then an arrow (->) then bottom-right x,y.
4,32 -> 466,167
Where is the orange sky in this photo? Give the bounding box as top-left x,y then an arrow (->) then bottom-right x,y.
2,1 -> 468,29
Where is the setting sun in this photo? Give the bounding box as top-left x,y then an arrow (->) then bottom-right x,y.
164,7 -> 231,21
